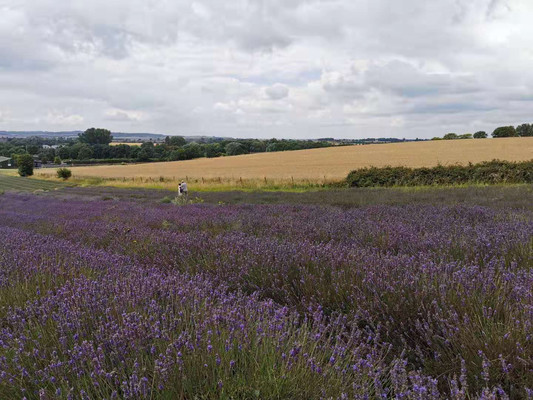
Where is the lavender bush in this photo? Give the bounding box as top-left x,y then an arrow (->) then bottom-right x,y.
0,193 -> 531,399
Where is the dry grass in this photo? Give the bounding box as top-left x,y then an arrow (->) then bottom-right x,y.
36,138 -> 533,190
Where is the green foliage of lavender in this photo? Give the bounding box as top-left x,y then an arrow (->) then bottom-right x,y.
347,160 -> 533,187
0,194 -> 532,399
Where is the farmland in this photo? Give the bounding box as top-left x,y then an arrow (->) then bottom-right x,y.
35,138 -> 533,190
0,186 -> 532,399
110,142 -> 143,146
0,172 -> 72,192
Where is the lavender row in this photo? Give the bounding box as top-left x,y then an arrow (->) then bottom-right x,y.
1,193 -> 532,398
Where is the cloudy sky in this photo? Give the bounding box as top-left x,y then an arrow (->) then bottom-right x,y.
1,0 -> 532,139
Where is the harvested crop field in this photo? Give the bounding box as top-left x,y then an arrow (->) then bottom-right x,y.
35,137 -> 533,182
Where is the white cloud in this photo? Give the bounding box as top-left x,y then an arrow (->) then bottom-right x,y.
44,111 -> 84,126
0,0 -> 532,138
264,84 -> 289,100
104,109 -> 145,122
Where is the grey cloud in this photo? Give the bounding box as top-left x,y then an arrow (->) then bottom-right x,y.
1,0 -> 533,138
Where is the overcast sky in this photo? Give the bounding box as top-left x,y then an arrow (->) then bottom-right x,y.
1,0 -> 532,139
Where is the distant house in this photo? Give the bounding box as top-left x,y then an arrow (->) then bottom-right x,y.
42,144 -> 59,149
0,156 -> 12,168
33,159 -> 42,168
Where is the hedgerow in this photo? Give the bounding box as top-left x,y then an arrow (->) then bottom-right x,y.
347,159 -> 533,187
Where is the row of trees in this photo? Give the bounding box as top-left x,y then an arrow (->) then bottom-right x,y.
1,128 -> 334,165
434,132 -> 486,140
492,123 -> 533,137
433,123 -> 533,140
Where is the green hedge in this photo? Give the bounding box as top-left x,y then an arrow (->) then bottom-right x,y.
346,160 -> 533,187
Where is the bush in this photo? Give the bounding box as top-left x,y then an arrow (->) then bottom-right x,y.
16,154 -> 34,177
56,168 -> 72,180
347,160 -> 533,187
54,156 -> 62,164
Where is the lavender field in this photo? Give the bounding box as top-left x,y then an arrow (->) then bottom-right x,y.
0,191 -> 532,399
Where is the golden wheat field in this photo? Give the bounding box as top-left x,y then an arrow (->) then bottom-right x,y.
37,137 -> 533,189
109,142 -> 143,146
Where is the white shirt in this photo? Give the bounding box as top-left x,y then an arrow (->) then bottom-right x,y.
181,182 -> 188,192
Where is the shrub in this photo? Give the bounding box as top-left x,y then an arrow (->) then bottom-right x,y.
171,196 -> 204,206
347,160 -> 533,187
16,154 -> 34,177
56,168 -> 72,180
54,156 -> 62,164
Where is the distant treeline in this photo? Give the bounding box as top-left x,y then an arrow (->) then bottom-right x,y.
432,123 -> 533,140
0,128 -> 334,165
347,160 -> 533,187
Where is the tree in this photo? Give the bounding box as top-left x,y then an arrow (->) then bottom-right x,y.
249,140 -> 267,153
473,131 -> 487,139
459,133 -> 473,139
38,148 -> 56,164
516,123 -> 533,137
204,143 -> 223,158
78,128 -> 113,145
69,143 -> 85,159
54,156 -> 62,164
58,146 -> 71,159
26,144 -> 40,155
492,126 -> 517,138
110,144 -> 131,159
225,142 -> 247,156
181,143 -> 203,159
77,145 -> 94,160
137,147 -> 153,162
166,136 -> 187,147
91,144 -> 111,159
16,154 -> 34,177
168,150 -> 182,161
443,133 -> 459,140
138,142 -> 155,161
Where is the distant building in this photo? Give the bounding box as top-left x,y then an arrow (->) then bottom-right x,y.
42,144 -> 60,149
33,159 -> 42,168
0,156 -> 12,168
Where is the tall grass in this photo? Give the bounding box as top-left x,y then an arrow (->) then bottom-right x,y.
35,174 -> 342,192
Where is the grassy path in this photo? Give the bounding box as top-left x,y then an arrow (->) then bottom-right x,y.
0,173 -> 73,192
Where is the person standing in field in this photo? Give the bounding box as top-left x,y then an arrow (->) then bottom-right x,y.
180,181 -> 188,196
